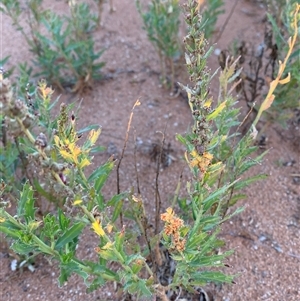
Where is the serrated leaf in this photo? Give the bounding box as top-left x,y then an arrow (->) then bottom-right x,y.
24,197 -> 36,222
107,192 -> 127,206
58,209 -> 70,231
11,241 -> 37,255
86,277 -> 105,293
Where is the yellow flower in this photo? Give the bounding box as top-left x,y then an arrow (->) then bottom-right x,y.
92,219 -> 105,237
88,129 -> 101,145
102,242 -> 113,250
78,158 -> 91,169
73,199 -> 83,206
54,135 -> 82,165
0,217 -> 5,223
204,98 -> 212,109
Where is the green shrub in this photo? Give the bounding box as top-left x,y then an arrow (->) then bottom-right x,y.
0,0 -> 105,93
0,1 -> 298,299
136,0 -> 181,89
264,0 -> 300,126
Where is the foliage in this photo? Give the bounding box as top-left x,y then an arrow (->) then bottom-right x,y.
225,0 -> 299,127
0,1 -> 298,300
264,0 -> 300,126
136,0 -> 181,89
0,0 -> 105,93
136,0 -> 224,89
200,0 -> 225,39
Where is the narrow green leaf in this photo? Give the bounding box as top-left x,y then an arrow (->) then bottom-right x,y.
234,174 -> 268,190
90,145 -> 106,153
78,124 -> 101,135
111,198 -> 124,223
17,182 -> 33,218
24,196 -> 36,222
190,271 -> 234,285
94,162 -> 114,193
137,279 -> 152,297
55,222 -> 85,250
107,192 -> 127,206
228,194 -> 247,207
58,209 -> 70,231
88,160 -> 114,184
202,181 -> 237,212
0,224 -> 21,239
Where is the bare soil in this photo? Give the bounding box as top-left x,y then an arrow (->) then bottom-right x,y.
1,0 -> 299,300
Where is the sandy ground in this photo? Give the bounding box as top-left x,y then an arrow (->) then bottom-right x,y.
0,0 -> 299,300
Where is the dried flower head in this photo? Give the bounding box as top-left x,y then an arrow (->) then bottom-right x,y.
161,207 -> 186,252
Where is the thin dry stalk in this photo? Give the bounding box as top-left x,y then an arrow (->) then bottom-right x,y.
154,121 -> 168,235
133,130 -> 141,195
154,131 -> 164,235
116,99 -> 140,225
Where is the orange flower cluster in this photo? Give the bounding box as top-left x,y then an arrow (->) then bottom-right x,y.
161,207 -> 186,252
190,150 -> 213,173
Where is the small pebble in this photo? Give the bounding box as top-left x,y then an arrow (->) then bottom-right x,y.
214,48 -> 221,56
259,235 -> 267,242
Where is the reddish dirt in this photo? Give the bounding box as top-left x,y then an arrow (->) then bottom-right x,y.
1,0 -> 299,300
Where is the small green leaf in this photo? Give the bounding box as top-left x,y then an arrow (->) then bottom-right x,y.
90,145 -> 106,153
202,181 -> 237,212
17,182 -> 34,219
207,100 -> 227,121
88,160 -> 114,184
111,198 -> 124,223
190,271 -> 235,285
86,277 -> 105,293
234,174 -> 268,190
137,279 -> 152,296
58,209 -> 70,231
11,241 -> 37,255
78,124 -> 101,135
107,192 -> 128,206
228,194 -> 247,207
